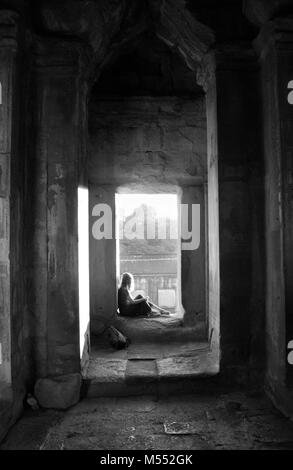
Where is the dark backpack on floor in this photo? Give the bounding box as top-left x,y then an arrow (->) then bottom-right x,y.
107,326 -> 130,350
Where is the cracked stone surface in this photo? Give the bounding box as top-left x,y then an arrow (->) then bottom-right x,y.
112,315 -> 206,343
126,360 -> 158,383
2,392 -> 293,450
157,351 -> 219,378
84,342 -> 216,392
91,340 -> 210,360
85,358 -> 127,383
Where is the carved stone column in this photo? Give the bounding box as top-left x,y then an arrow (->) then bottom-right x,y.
255,18 -> 293,400
33,39 -> 87,382
198,45 -> 264,381
0,10 -> 19,399
0,9 -> 26,440
197,52 -> 220,357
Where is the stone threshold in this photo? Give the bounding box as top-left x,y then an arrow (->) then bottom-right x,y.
83,347 -> 219,398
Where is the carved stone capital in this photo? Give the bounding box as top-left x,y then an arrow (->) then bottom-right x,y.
0,10 -> 19,49
197,44 -> 257,91
33,38 -> 89,77
254,18 -> 293,59
244,0 -> 293,27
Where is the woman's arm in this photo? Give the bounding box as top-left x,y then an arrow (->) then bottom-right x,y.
132,296 -> 149,304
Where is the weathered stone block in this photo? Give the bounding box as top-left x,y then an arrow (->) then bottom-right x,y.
34,373 -> 81,410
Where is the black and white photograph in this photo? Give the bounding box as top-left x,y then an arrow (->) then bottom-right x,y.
1,0 -> 293,459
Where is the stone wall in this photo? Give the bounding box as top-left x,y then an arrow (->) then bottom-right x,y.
198,46 -> 265,383
256,18 -> 293,415
0,9 -> 31,441
2,0 -> 292,442
88,96 -> 207,333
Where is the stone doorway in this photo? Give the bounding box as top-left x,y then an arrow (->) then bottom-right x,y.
84,29 -> 220,391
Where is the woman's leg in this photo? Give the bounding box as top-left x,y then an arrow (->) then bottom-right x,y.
134,295 -> 169,316
148,300 -> 171,315
134,295 -> 165,312
140,301 -> 152,316
131,295 -> 151,316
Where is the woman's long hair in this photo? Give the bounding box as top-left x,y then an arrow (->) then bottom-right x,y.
119,272 -> 134,290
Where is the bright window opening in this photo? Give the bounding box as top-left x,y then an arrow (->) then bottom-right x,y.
78,187 -> 90,358
115,193 -> 181,314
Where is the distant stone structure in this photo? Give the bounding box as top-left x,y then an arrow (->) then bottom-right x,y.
120,203 -> 178,312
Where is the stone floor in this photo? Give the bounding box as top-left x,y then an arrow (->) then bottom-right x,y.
84,340 -> 219,397
2,392 -> 293,450
90,339 -> 211,360
111,314 -> 207,343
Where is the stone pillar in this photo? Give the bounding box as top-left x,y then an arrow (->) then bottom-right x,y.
89,184 -> 117,335
0,10 -> 19,400
255,19 -> 293,405
198,45 -> 264,380
197,55 -> 219,352
33,40 -> 85,381
181,185 -> 206,326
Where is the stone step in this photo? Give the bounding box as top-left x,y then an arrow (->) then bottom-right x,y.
83,348 -> 219,398
109,315 -> 207,343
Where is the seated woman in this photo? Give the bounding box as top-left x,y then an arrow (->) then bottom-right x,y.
118,272 -> 171,318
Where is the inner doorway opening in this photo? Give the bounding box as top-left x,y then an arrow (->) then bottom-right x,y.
86,27 -> 220,380
115,193 -> 182,317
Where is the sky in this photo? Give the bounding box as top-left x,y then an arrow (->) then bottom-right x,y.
115,194 -> 178,219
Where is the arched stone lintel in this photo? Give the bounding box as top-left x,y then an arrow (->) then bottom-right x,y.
34,0 -> 214,73
82,0 -> 215,87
